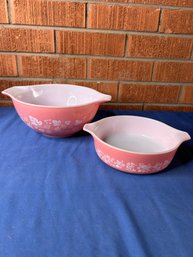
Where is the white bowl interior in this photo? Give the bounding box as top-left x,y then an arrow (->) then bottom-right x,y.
8,84 -> 107,107
104,133 -> 166,153
92,116 -> 183,153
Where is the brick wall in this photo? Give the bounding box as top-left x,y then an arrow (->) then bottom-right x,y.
0,0 -> 193,111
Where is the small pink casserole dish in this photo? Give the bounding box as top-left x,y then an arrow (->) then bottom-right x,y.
2,84 -> 111,137
83,116 -> 191,174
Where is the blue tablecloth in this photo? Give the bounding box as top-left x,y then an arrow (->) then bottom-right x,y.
0,108 -> 193,257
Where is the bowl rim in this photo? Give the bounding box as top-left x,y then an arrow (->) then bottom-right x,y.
2,84 -> 111,109
85,115 -> 188,156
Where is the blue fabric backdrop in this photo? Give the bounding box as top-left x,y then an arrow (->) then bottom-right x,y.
0,108 -> 193,257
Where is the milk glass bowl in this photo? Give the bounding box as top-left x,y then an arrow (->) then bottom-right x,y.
84,116 -> 191,174
2,84 -> 111,137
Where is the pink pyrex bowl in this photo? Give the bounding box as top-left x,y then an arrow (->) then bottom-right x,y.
2,84 -> 111,137
83,116 -> 191,174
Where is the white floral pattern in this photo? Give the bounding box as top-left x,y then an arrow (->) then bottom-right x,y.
29,115 -> 42,126
21,115 -> 85,135
96,149 -> 170,174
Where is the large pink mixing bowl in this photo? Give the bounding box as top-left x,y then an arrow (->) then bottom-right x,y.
2,84 -> 111,137
84,116 -> 191,174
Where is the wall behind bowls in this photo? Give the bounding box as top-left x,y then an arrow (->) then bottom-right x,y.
0,0 -> 193,111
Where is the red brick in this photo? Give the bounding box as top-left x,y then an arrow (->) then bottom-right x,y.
88,4 -> 160,32
179,85 -> 193,104
57,31 -> 126,57
160,10 -> 193,34
54,80 -> 118,101
88,59 -> 153,81
0,28 -> 54,53
0,80 -> 52,99
0,0 -> 8,23
119,83 -> 180,103
19,56 -> 86,79
144,104 -> 193,112
127,35 -> 192,59
0,55 -> 17,76
154,62 -> 193,82
12,0 -> 86,27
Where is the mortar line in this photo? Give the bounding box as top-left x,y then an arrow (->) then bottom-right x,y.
0,100 -> 13,106
54,30 -> 57,53
151,62 -> 155,81
15,56 -> 20,77
41,0 -> 193,10
177,84 -> 184,103
190,45 -> 193,60
6,0 -> 12,24
1,24 -> 193,38
1,100 -> 193,110
0,77 -> 193,85
0,100 -> 12,103
1,51 -> 193,63
117,81 -> 120,101
102,102 -> 143,106
86,58 -> 89,79
143,103 -> 193,107
0,77 -> 53,81
1,99 -> 192,108
157,8 -> 162,32
124,34 -> 128,57
85,2 -> 88,29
